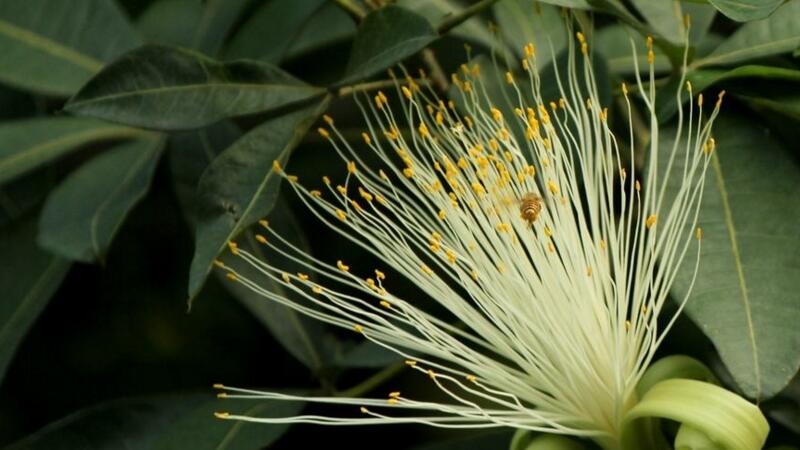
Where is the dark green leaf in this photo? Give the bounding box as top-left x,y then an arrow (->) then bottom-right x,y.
708,0 -> 782,22
225,0 -> 326,63
537,0 -> 591,8
7,393 -> 303,450
656,65 -> 800,123
169,121 -> 242,226
693,1 -> 800,68
398,0 -> 501,53
0,215 -> 70,382
629,0 -> 685,44
188,97 -> 331,300
0,0 -> 140,96
735,88 -> 800,121
137,0 -> 250,54
0,117 -> 147,185
595,25 -> 671,76
339,5 -> 437,85
284,3 -> 356,60
493,0 -> 567,69
38,137 -> 164,263
665,113 -> 800,400
65,45 -> 326,131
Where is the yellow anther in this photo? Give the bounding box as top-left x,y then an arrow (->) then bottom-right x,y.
255,234 -> 267,245
622,82 -> 628,96
213,383 -> 225,389
375,269 -> 386,280
429,240 -> 441,252
387,398 -> 399,405
625,320 -> 632,331
686,81 -> 693,93
471,182 -> 485,195
281,272 -> 290,283
547,180 -> 559,194
544,225 -> 552,237
359,188 -> 373,202
576,31 -> 585,43
337,260 -> 350,272
375,194 -> 387,205
380,300 -> 392,309
421,264 -> 433,275
297,273 -> 309,281
491,107 -> 503,123
287,175 -> 298,182
466,374 -> 477,382
504,151 -> 513,162
645,214 -> 657,229
620,168 -> 627,180
258,219 -> 269,229
335,209 -> 347,221
214,412 -> 230,419
213,259 -> 225,268
647,49 -> 654,64
350,199 -> 362,211
323,114 -> 334,126
698,93 -> 704,107
379,169 -> 389,181
347,161 -> 357,174
505,71 -> 514,84
225,272 -> 238,281
646,35 -> 653,49
354,324 -> 364,333
587,266 -> 593,277
435,111 -> 444,125
470,269 -> 479,280
402,86 -> 413,99
403,167 -> 414,178
496,223 -> 511,233
360,406 -> 369,414
521,58 -> 529,71
704,137 -> 716,155
405,360 -> 417,366
418,122 -> 429,138
272,160 -> 282,172
717,90 -> 726,108
427,369 -> 436,379
696,227 -> 703,240
389,391 -> 401,398
436,209 -> 446,220
336,185 -> 347,196
217,390 -> 227,398
310,189 -> 322,198
361,132 -> 372,145
548,242 -> 555,253
446,249 -> 456,264
227,240 -> 239,255
599,239 -> 607,250
524,42 -> 535,58
312,285 -> 323,294
635,180 -> 641,192
322,175 -> 331,185
317,127 -> 330,138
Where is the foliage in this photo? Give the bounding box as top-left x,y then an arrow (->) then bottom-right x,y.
0,0 -> 799,449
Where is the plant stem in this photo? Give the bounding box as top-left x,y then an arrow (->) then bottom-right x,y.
437,0 -> 500,35
331,0 -> 367,21
336,78 -> 429,97
422,49 -> 450,91
334,362 -> 405,398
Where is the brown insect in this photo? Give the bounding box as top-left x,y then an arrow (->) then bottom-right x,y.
519,192 -> 543,224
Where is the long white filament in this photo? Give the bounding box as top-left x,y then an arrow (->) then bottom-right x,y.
213,27 -> 723,443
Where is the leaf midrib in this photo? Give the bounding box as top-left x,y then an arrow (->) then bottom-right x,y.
68,83 -> 324,109
695,36 -> 800,68
711,152 -> 761,399
0,18 -> 102,72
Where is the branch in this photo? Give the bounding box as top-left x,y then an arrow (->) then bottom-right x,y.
437,0 -> 500,35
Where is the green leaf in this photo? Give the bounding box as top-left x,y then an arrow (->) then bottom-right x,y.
493,0 -> 567,70
188,97 -> 331,301
708,0 -> 782,22
284,3 -> 356,60
398,0 -> 501,53
0,117 -> 146,185
0,0 -> 140,96
0,215 -> 70,382
656,65 -> 800,123
65,45 -> 326,131
225,0 -> 326,63
137,0 -> 250,54
595,25 -> 671,76
339,5 -> 437,85
693,1 -> 800,68
6,393 -> 303,450
734,85 -> 800,121
537,0 -> 591,8
38,137 -> 164,263
629,0 -> 685,45
169,121 -> 242,226
665,113 -> 800,400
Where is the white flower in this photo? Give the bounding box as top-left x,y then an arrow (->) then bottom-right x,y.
213,27 -> 723,448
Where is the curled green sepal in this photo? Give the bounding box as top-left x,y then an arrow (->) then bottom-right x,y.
622,379 -> 769,450
510,429 -> 587,450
